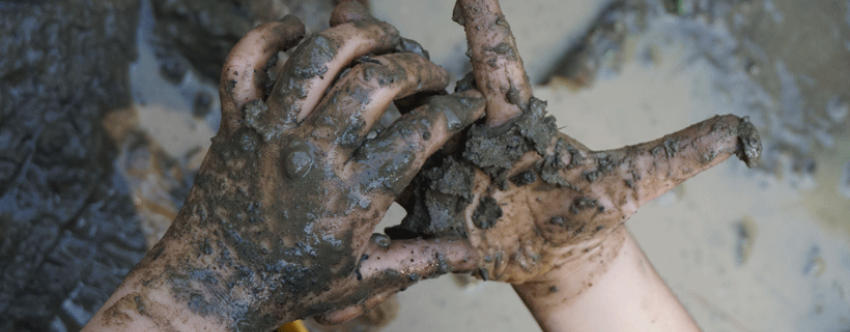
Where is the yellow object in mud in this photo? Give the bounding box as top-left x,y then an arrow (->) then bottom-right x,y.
278,320 -> 309,332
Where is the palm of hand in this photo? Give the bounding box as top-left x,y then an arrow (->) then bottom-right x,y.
393,0 -> 763,285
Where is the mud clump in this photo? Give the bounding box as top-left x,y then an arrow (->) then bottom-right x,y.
0,1 -> 147,330
734,118 -> 762,168
388,157 -> 474,238
472,197 -> 502,229
391,96 -> 560,239
463,97 -> 557,179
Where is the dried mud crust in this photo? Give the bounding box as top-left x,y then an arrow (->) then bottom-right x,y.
0,1 -> 147,331
390,96 -> 560,238
391,88 -> 763,281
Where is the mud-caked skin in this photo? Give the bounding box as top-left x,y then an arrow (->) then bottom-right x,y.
87,5 -> 485,332
398,0 -> 765,292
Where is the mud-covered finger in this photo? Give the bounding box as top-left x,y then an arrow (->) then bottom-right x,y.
591,115 -> 762,216
264,19 -> 400,130
363,236 -> 478,283
313,236 -> 477,324
313,236 -> 477,325
220,16 -> 305,132
345,90 -> 485,194
330,1 -> 372,27
312,291 -> 392,325
308,53 -> 455,156
455,0 -> 532,126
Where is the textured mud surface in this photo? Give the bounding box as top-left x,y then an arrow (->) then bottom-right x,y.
390,94 -> 560,239
0,1 -> 147,331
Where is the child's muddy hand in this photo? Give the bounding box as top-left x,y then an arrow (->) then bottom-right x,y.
456,114 -> 761,285
411,0 -> 763,288
98,3 -> 486,331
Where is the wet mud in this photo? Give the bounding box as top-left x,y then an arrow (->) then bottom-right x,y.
389,96 -> 560,240
0,1 -> 147,331
389,91 -> 564,238
546,1 -> 644,88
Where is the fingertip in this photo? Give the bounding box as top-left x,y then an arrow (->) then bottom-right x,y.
330,1 -> 372,27
222,18 -> 307,109
454,89 -> 487,115
277,15 -> 307,48
426,92 -> 486,133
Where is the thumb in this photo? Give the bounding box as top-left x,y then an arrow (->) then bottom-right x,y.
593,114 -> 761,217
314,236 -> 478,324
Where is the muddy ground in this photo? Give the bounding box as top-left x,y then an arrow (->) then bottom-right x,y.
1,0 -> 848,331
0,1 -> 147,331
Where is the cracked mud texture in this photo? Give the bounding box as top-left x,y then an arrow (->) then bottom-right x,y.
0,1 -> 147,331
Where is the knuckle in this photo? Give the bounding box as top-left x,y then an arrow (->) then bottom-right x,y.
395,117 -> 432,150
354,61 -> 406,87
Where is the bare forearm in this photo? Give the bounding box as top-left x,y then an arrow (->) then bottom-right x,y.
514,227 -> 700,332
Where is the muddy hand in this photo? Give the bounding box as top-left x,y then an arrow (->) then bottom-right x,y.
435,0 -> 763,286
106,4 -> 485,332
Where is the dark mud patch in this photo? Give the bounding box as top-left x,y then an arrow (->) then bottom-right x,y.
391,96 -> 560,240
388,157 -> 474,239
734,216 -> 758,266
545,1 -> 645,88
463,97 -> 557,179
472,197 -> 502,229
0,1 -> 147,331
